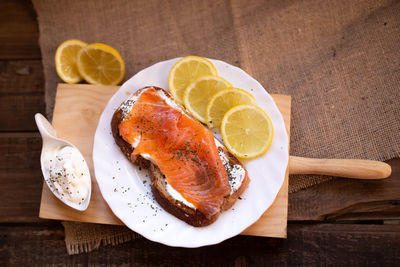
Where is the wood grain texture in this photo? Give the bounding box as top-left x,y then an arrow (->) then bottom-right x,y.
0,94 -> 45,131
289,156 -> 391,179
0,60 -> 45,131
1,223 -> 399,266
0,60 -> 44,93
0,0 -> 41,59
0,133 -> 43,222
289,158 -> 400,221
39,84 -> 290,238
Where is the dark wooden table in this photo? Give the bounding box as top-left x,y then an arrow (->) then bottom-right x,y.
1,1 -> 399,266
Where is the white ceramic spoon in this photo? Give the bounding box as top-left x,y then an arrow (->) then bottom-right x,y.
34,113 -> 91,211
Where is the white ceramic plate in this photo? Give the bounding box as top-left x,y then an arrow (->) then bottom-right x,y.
93,58 -> 288,247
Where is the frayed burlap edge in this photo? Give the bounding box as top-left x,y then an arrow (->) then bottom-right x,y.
62,222 -> 142,255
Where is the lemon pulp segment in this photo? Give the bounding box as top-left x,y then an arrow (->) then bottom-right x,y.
168,56 -> 217,104
221,104 -> 273,158
55,39 -> 88,83
77,43 -> 125,85
183,76 -> 231,123
206,88 -> 255,128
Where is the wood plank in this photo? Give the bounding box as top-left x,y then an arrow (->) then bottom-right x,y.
0,222 -> 88,265
0,0 -> 41,59
1,223 -> 399,265
0,59 -> 45,131
0,94 -> 45,131
289,158 -> 400,221
284,223 -> 400,266
0,133 -> 43,222
0,60 -> 44,93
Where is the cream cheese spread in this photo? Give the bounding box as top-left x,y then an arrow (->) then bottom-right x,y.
131,135 -> 141,148
218,149 -> 246,194
140,152 -> 196,208
43,146 -> 90,204
120,92 -> 141,119
156,89 -> 183,111
165,182 -> 196,209
120,89 -> 181,121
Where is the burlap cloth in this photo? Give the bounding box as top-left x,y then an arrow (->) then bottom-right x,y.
33,0 -> 400,255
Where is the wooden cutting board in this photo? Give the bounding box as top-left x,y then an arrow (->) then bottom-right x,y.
39,84 -> 291,238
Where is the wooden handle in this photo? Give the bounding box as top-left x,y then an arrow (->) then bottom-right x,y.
289,156 -> 392,179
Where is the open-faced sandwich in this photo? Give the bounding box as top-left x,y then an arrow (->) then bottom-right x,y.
111,86 -> 250,226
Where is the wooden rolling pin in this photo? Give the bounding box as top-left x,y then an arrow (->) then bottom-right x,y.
289,156 -> 392,179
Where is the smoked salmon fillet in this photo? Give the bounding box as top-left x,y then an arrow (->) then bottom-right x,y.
112,86 -> 250,226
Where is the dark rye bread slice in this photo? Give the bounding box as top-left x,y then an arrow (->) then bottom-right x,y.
111,86 -> 250,227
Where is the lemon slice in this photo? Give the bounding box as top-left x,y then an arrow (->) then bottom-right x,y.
77,43 -> 125,85
206,88 -> 255,128
55,39 -> 88,84
221,104 -> 273,159
183,76 -> 231,123
168,56 -> 217,104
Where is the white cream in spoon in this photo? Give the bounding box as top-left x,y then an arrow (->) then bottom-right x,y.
43,146 -> 90,205
35,113 -> 91,211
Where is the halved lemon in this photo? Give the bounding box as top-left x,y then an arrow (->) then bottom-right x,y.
183,76 -> 231,123
206,88 -> 255,128
168,56 -> 217,104
55,39 -> 87,83
221,104 -> 273,159
77,43 -> 125,85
